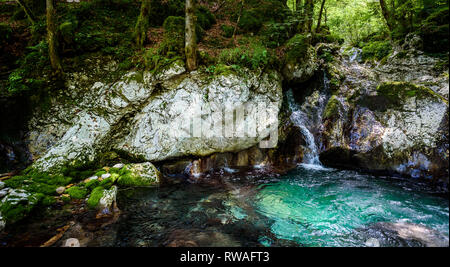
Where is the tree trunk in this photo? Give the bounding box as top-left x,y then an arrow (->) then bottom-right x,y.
232,0 -> 244,41
303,0 -> 314,33
16,0 -> 36,24
315,0 -> 326,33
46,0 -> 62,73
185,0 -> 197,71
379,0 -> 393,32
134,0 -> 151,47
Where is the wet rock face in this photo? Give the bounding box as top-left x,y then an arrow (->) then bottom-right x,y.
320,46 -> 449,182
27,61 -> 282,172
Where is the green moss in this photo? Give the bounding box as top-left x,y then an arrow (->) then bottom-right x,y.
99,177 -> 114,189
94,170 -> 107,177
238,9 -> 264,33
221,25 -> 234,38
41,196 -> 57,206
285,34 -> 310,63
116,165 -> 158,187
217,40 -> 277,70
323,95 -> 341,120
376,81 -> 447,105
361,41 -> 392,61
66,186 -> 88,199
59,20 -> 78,44
196,6 -> 216,31
4,176 -> 28,188
4,171 -> 72,197
163,16 -> 185,35
260,22 -> 291,48
84,179 -> 100,190
86,186 -> 105,209
61,195 -> 71,203
0,192 -> 42,224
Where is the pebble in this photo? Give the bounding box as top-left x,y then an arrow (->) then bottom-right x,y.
113,163 -> 124,169
63,238 -> 80,247
83,176 -> 98,183
101,173 -> 111,179
0,181 -> 4,190
56,186 -> 66,195
365,238 -> 380,247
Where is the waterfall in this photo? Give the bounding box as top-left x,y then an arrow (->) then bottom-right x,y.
348,47 -> 362,63
285,72 -> 330,167
286,90 -> 322,166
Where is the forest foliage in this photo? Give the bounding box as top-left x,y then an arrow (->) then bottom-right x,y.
0,0 -> 448,97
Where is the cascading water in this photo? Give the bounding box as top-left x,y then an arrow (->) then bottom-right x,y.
286,73 -> 330,166
348,47 -> 362,63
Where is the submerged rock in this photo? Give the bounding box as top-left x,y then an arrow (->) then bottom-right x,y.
359,222 -> 449,247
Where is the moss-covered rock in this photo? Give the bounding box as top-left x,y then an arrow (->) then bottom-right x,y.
376,81 -> 447,106
86,186 -> 105,209
0,189 -> 42,225
282,34 -> 318,83
66,186 -> 88,199
322,95 -> 342,120
117,162 -> 161,187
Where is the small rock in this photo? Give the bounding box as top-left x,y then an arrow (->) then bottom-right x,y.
56,186 -> 66,195
112,163 -> 124,169
0,189 -> 8,198
63,238 -> 80,247
365,238 -> 380,247
0,181 -> 4,190
83,176 -> 98,183
101,173 -> 111,179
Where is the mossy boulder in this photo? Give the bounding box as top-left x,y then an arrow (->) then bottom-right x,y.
282,34 -> 318,83
87,185 -> 119,217
376,82 -> 446,104
86,186 -> 105,209
0,189 -> 42,225
66,186 -> 88,199
117,162 -> 161,187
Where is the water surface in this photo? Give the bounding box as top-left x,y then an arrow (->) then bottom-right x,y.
112,165 -> 449,247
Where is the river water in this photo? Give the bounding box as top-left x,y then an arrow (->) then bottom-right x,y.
109,165 -> 449,247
